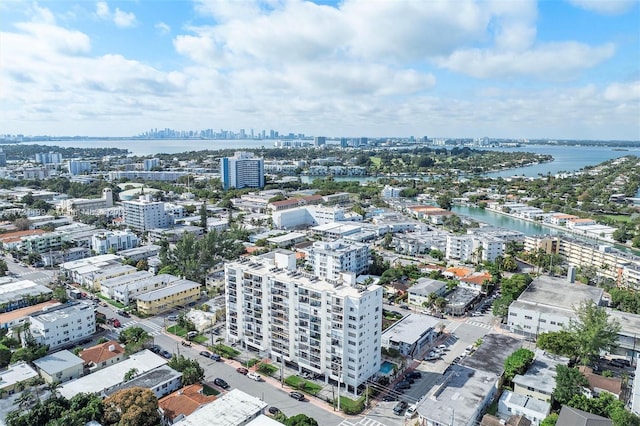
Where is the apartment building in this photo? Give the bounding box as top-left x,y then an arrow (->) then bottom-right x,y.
525,235 -> 640,288
306,240 -> 370,281
122,196 -> 170,231
91,229 -> 140,255
220,151 -> 265,190
225,250 -> 383,395
136,279 -> 201,316
29,302 -> 96,351
21,231 -> 71,254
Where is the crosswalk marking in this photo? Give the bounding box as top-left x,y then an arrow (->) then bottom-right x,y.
339,418 -> 388,426
465,319 -> 492,330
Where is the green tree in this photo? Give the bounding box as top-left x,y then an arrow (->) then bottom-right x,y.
52,286 -> 68,303
103,387 -> 160,426
568,300 -> 621,364
0,343 -> 11,368
0,259 -> 8,276
167,355 -> 204,385
540,413 -> 558,426
124,368 -> 138,382
285,413 -> 319,426
552,365 -> 589,405
135,259 -> 148,271
437,194 -> 453,211
536,331 -> 580,359
503,348 -> 534,382
118,327 -> 151,354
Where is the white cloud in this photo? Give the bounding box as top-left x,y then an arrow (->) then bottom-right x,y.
113,8 -> 136,28
155,22 -> 171,34
96,1 -> 110,19
95,1 -> 137,28
603,81 -> 640,102
567,0 -> 636,15
437,42 -> 616,79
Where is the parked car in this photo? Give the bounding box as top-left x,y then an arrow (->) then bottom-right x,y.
167,315 -> 178,321
437,345 -> 447,350
214,378 -> 230,389
406,371 -> 422,379
236,367 -> 249,375
186,331 -> 198,339
111,319 -> 121,328
210,353 -> 222,361
400,304 -> 410,310
405,404 -> 418,419
199,350 -> 212,358
247,372 -> 262,381
289,391 -> 305,401
160,350 -> 172,359
117,310 -> 130,318
395,381 -> 411,390
268,406 -> 280,415
393,401 -> 408,415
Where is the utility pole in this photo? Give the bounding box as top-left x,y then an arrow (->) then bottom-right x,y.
280,355 -> 284,388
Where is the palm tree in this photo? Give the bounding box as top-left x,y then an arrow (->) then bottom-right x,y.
45,381 -> 61,400
15,389 -> 36,410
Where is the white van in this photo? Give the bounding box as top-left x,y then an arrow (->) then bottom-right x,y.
405,404 -> 417,419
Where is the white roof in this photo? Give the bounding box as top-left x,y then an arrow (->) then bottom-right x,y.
174,389 -> 267,426
0,362 -> 39,388
59,350 -> 167,398
33,350 -> 84,375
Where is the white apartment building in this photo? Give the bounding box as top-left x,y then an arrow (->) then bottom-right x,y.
91,230 -> 140,255
306,240 -> 370,281
525,235 -> 640,289
446,235 -> 504,263
111,274 -> 179,305
29,302 -> 96,351
225,251 -> 383,395
272,206 -> 347,229
507,276 -> 604,339
221,151 -> 265,190
123,196 -> 169,231
381,185 -> 405,198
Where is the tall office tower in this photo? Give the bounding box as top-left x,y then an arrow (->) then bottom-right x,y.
0,149 -> 6,167
314,136 -> 326,146
225,251 -> 382,396
68,160 -> 92,175
340,138 -> 348,148
122,195 -> 169,231
220,151 -> 265,191
307,240 -> 370,281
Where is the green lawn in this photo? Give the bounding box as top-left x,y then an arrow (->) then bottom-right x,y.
256,363 -> 278,376
202,383 -> 220,396
337,395 -> 366,415
601,214 -> 632,223
97,294 -> 125,309
210,343 -> 240,359
247,358 -> 261,368
284,376 -> 322,396
370,157 -> 382,166
167,325 -> 187,337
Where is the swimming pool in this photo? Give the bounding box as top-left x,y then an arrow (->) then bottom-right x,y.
379,361 -> 396,375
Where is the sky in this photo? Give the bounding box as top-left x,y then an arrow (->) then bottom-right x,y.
1,0 -> 639,140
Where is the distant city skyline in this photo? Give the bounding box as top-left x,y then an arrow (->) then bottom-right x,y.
1,1 -> 639,140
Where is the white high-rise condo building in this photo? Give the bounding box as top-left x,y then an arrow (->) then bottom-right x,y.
306,240 -> 370,281
225,250 -> 382,395
122,195 -> 169,231
220,152 -> 265,190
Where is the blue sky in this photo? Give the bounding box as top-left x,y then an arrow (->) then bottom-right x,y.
1,0 -> 639,140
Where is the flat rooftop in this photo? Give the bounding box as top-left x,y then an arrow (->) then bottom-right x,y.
231,255 -> 382,299
382,313 -> 441,345
0,362 -> 39,387
460,333 -> 524,376
30,302 -> 92,323
513,351 -> 568,395
417,365 -> 497,425
136,279 -> 200,302
104,365 -> 181,396
59,350 -> 167,398
517,276 -> 603,311
33,350 -> 84,374
174,389 -> 267,426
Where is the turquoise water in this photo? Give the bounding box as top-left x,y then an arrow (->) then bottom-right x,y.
379,361 -> 395,374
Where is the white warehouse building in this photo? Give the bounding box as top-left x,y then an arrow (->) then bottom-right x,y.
225,250 -> 383,396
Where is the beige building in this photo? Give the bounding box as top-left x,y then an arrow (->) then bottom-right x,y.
0,362 -> 39,398
136,279 -> 201,315
33,350 -> 84,384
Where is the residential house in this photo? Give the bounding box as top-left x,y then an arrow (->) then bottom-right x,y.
79,340 -> 127,373
158,384 -> 217,425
